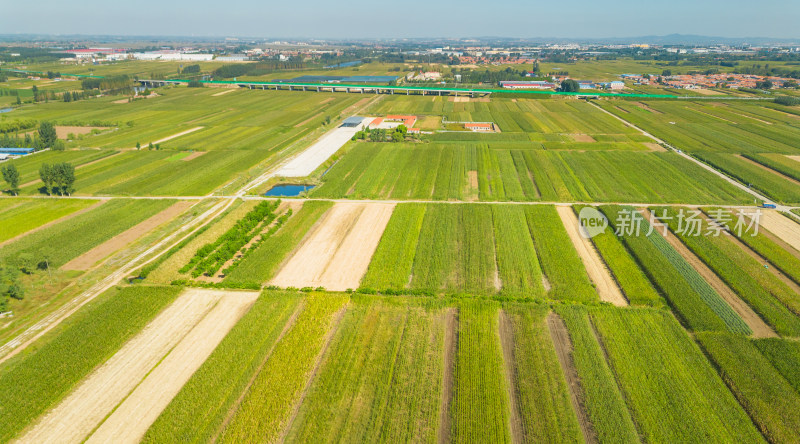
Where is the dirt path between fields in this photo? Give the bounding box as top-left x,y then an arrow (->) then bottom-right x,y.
17,289 -> 223,444
640,208 -> 777,338
786,155 -> 800,164
61,201 -> 194,271
86,290 -> 258,444
182,151 -> 207,161
570,134 -> 595,143
760,210 -> 800,253
736,155 -> 800,187
498,310 -> 524,444
690,107 -> 738,124
212,88 -> 237,96
270,202 -> 395,291
294,112 -> 323,128
556,206 -> 627,306
0,199 -> 106,248
437,308 -> 457,444
644,142 -> 667,152
547,312 -> 596,444
634,102 -> 662,114
277,306 -> 347,442
129,127 -> 204,149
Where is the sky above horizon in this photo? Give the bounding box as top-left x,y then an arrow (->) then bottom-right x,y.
1,0 -> 798,39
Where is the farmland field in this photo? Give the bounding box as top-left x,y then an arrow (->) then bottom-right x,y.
3,67 -> 800,444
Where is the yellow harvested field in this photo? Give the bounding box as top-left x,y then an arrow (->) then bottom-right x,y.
556,206 -> 627,306
211,88 -> 238,96
570,134 -> 596,143
85,290 -> 258,444
759,211 -> 800,253
17,289 -> 225,444
61,201 -> 194,271
56,126 -> 109,139
270,202 -> 395,291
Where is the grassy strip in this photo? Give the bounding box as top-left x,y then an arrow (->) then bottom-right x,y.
504,304 -> 582,442
697,332 -> 800,443
451,300 -> 510,443
218,293 -> 348,442
523,206 -> 598,303
592,308 -> 764,443
753,338 -> 800,394
555,306 -> 639,444
743,153 -> 800,183
0,198 -> 175,268
706,206 -> 800,286
0,199 -> 98,243
695,152 -> 800,204
0,286 -> 181,442
655,207 -> 800,336
492,206 -> 545,297
574,205 -> 662,307
142,291 -> 301,443
223,200 -> 333,285
600,205 -> 744,333
286,297 -> 445,442
361,203 -> 427,290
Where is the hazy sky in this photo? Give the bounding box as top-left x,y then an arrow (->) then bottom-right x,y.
1,0 -> 798,39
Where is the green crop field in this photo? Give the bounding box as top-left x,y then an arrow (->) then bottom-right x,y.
362,203 -> 595,300
4,61 -> 800,444
0,198 -> 98,242
312,143 -> 750,204
0,198 -> 176,268
0,286 -> 180,443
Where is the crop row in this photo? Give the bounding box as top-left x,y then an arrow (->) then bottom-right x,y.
0,198 -> 175,268
218,293 -> 348,442
142,291 -> 301,443
694,153 -> 800,204
743,153 -> 800,183
312,143 -> 751,204
655,207 -> 800,336
599,205 -> 747,333
0,198 -> 97,243
697,333 -> 800,443
591,308 -> 764,443
286,298 -> 445,442
180,200 -> 280,278
0,286 -> 181,442
223,200 -> 333,285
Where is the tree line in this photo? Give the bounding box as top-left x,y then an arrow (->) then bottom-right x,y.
38,162 -> 76,196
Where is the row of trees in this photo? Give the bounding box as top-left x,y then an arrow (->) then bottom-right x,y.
39,163 -> 76,196
352,124 -> 409,143
81,75 -> 132,95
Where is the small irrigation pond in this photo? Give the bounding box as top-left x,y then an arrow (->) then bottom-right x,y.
264,184 -> 315,197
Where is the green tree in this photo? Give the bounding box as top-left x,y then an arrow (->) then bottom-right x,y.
558,79 -> 580,92
662,69 -> 672,76
39,163 -> 55,195
391,131 -> 404,142
38,121 -> 57,149
149,142 -> 154,150
53,163 -> 76,195
1,164 -> 20,195
136,141 -> 141,150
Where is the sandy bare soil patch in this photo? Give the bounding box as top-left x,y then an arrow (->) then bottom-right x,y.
276,117 -> 372,177
692,88 -> 725,96
760,211 -> 800,253
85,290 -> 258,444
182,151 -> 207,161
61,201 -> 194,271
212,88 -> 237,96
786,155 -> 800,164
320,97 -> 335,104
644,142 -> 667,152
270,202 -> 394,291
56,126 -> 109,139
438,308 -> 457,444
294,112 -> 323,128
449,96 -> 470,103
736,155 -> 800,187
547,312 -> 596,443
468,170 -> 479,189
642,208 -> 776,338
570,134 -> 596,143
113,98 -> 129,104
17,289 -> 224,444
498,310 -> 524,443
556,206 -> 627,306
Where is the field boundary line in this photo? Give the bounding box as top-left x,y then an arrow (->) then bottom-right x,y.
277,304 -> 348,443
546,311 -> 597,444
0,199 -> 106,248
498,309 -> 524,444
0,198 -> 235,364
437,307 -> 458,444
212,299 -> 306,442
